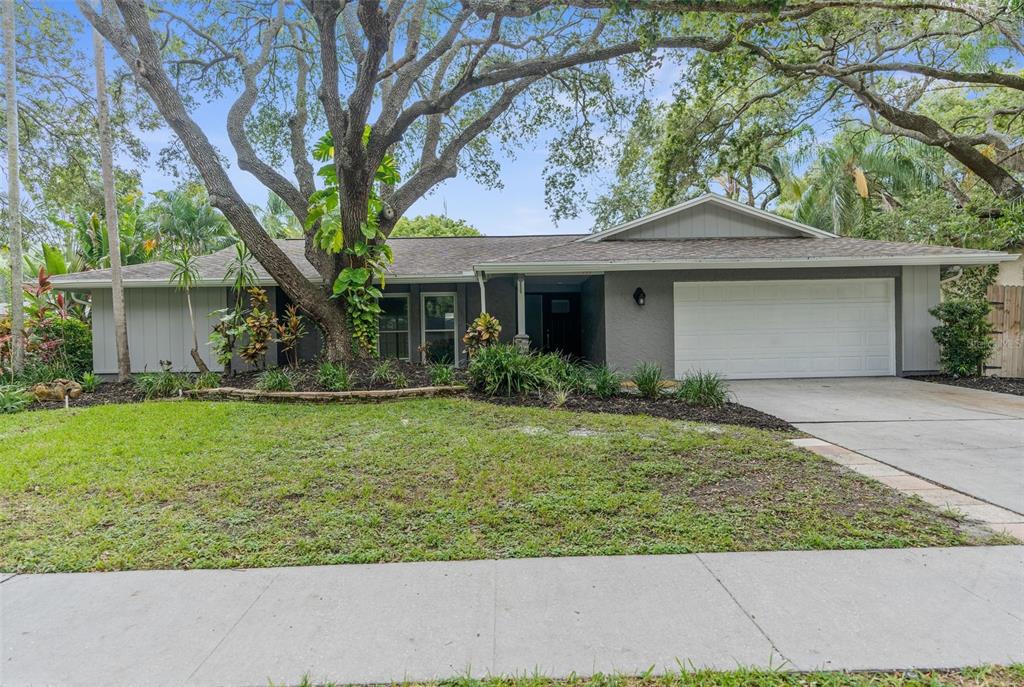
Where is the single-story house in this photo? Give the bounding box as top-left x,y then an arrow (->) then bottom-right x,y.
51,193 -> 1018,380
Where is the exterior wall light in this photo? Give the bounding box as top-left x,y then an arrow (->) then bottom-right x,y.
633,287 -> 646,307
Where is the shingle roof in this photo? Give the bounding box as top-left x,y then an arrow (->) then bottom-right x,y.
50,234 -> 1012,288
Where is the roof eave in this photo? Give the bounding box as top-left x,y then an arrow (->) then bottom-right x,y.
50,272 -> 479,290
477,253 -> 1015,275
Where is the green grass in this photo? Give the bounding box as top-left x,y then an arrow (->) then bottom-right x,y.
291,665 -> 1024,687
0,398 -> 994,573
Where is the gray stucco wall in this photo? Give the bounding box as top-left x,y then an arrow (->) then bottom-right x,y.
602,266 -> 913,377
91,287 -> 226,374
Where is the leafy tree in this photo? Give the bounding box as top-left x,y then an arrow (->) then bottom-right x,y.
148,184 -> 234,256
930,299 -> 995,378
392,215 -> 481,238
256,193 -> 304,239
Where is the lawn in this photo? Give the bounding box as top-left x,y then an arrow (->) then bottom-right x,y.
0,398 -> 997,573
294,667 -> 1024,687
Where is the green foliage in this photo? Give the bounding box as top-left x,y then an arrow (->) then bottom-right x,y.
675,370 -> 730,408
462,313 -> 502,357
256,368 -> 294,392
532,353 -> 591,394
317,361 -> 351,391
631,362 -> 663,400
370,358 -> 396,386
391,215 -> 481,238
390,371 -> 409,389
275,305 -> 307,369
79,372 -> 99,393
149,183 -> 234,255
239,288 -> 277,368
468,344 -> 544,396
16,361 -> 75,386
930,300 -> 995,378
428,363 -> 456,387
0,385 -> 32,414
589,365 -> 623,399
191,372 -> 222,390
306,129 -> 398,355
134,366 -> 188,400
44,317 -> 92,379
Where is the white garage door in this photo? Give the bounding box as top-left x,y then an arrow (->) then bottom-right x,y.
673,278 -> 895,379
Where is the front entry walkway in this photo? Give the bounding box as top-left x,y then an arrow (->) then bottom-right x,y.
732,378 -> 1024,514
2,547 -> 1022,686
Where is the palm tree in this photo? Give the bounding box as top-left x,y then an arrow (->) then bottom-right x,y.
4,0 -> 24,374
792,130 -> 941,235
169,247 -> 209,373
255,192 -> 303,238
93,22 -> 131,381
149,186 -> 234,256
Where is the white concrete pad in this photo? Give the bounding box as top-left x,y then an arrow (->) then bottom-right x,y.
0,567 -> 278,687
491,554 -> 779,675
697,547 -> 1024,671
185,560 -> 496,687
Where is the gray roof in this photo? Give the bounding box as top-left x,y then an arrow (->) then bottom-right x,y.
50,234 -> 1013,288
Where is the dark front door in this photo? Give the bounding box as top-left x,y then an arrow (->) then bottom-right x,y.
541,293 -> 581,358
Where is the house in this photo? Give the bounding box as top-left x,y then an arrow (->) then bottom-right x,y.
51,193 -> 1017,380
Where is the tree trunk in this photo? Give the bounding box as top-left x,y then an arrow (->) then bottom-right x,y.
92,23 -> 131,382
185,289 -> 210,373
3,0 -> 24,375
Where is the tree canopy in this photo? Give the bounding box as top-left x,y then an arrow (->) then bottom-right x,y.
391,214 -> 481,237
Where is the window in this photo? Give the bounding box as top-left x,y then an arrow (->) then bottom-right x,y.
378,295 -> 409,360
421,293 -> 457,364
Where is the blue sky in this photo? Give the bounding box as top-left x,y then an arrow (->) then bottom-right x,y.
60,2 -> 680,238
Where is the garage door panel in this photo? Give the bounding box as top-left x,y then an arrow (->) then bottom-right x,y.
673,279 -> 895,380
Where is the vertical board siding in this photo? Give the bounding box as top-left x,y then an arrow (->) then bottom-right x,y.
90,287 -> 227,373
614,204 -> 800,240
987,284 -> 1024,377
900,265 -> 940,373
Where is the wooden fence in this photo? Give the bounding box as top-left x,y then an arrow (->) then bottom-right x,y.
987,284 -> 1024,377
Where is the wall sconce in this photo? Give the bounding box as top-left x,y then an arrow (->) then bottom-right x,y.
633,287 -> 646,307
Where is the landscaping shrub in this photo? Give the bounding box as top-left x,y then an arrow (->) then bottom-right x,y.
256,368 -> 294,392
317,361 -> 351,391
631,362 -> 664,400
428,363 -> 455,386
532,353 -> 590,393
46,317 -> 92,378
79,372 -> 100,393
16,360 -> 74,386
134,367 -> 188,399
0,384 -> 31,414
370,359 -> 396,386
191,371 -> 222,390
391,371 -> 409,389
930,299 -> 995,377
675,370 -> 730,408
588,365 -> 622,399
468,343 -> 543,396
462,313 -> 502,356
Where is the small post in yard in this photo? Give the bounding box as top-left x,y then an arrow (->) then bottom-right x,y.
514,274 -> 530,351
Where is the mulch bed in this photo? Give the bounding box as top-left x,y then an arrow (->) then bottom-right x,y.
473,391 -> 794,431
908,374 -> 1024,397
26,360 -> 793,431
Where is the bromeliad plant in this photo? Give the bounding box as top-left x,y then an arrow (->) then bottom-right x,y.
306,129 -> 399,356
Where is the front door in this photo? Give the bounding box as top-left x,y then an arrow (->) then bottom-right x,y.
541,293 -> 581,358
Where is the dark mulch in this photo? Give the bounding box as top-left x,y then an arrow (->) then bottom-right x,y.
909,374 -> 1024,397
473,391 -> 794,431
226,359 -> 451,392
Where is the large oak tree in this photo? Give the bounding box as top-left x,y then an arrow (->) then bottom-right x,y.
77,0 -> 996,361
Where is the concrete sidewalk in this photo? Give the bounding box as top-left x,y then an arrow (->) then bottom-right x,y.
2,547 -> 1022,687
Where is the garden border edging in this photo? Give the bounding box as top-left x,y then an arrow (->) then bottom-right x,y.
189,385 -> 468,403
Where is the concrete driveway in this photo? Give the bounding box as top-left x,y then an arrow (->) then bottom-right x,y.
731,378 -> 1024,514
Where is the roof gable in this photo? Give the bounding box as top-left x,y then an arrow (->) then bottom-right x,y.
581,194 -> 836,242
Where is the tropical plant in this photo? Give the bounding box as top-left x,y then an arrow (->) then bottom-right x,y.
79,372 -> 99,393
239,288 -> 277,369
149,184 -> 234,256
930,300 -> 995,378
134,363 -> 188,399
589,365 -> 622,399
276,305 -> 307,369
548,386 -> 570,408
463,313 -> 502,357
316,361 -> 351,392
225,242 -> 259,310
15,361 -> 75,387
467,344 -> 543,396
191,371 -> 221,390
675,370 -> 730,408
631,363 -> 663,400
0,384 -> 31,414
256,368 -> 294,392
168,247 -> 210,373
532,353 -> 590,394
428,363 -> 455,387
255,192 -> 303,238
369,358 -> 396,386
390,371 -> 409,389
